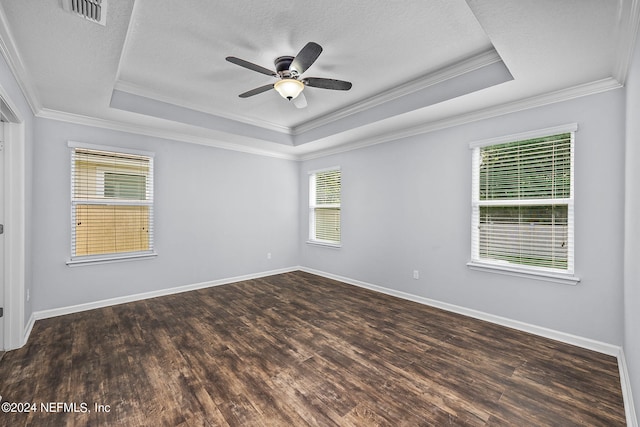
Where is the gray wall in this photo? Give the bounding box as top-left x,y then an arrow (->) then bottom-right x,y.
625,26 -> 640,423
1,31 -> 635,419
0,52 -> 35,330
300,89 -> 626,346
31,119 -> 300,311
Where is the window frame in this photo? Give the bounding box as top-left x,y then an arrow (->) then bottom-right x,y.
67,141 -> 157,266
467,124 -> 580,285
307,166 -> 342,248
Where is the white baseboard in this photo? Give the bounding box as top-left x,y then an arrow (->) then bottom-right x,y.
300,267 -> 638,426
28,266 -> 622,357
618,348 -> 639,427
20,265 -> 638,427
22,312 -> 36,348
299,267 -> 620,356
32,266 -> 299,322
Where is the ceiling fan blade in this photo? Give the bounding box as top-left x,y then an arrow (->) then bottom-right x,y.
292,92 -> 307,109
303,77 -> 352,91
226,56 -> 277,76
239,84 -> 275,98
290,42 -> 323,74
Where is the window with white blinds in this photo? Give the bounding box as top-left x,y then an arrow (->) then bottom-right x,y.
69,142 -> 155,263
470,126 -> 575,275
309,168 -> 341,245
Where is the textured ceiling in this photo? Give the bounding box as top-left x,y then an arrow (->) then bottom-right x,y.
115,0 -> 493,130
0,0 -> 634,158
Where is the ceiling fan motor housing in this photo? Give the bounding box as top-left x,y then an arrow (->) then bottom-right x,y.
226,42 -> 352,102
275,56 -> 296,77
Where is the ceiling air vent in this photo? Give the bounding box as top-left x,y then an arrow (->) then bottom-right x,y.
61,0 -> 107,26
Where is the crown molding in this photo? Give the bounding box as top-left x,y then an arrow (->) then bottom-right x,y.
291,49 -> 503,135
37,76 -> 621,163
299,77 -> 622,160
0,5 -> 41,115
613,0 -> 640,85
114,50 -> 502,140
36,108 -> 298,161
113,80 -> 292,135
114,49 -> 507,148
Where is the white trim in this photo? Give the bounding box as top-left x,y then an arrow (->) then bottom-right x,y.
466,261 -> 580,286
292,49 -> 503,135
111,0 -> 288,137
0,0 -> 633,164
31,267 -> 299,321
70,199 -> 153,207
473,198 -> 572,207
468,122 -> 578,149
22,312 -> 35,348
18,266 -> 637,426
618,348 -> 639,427
469,128 -> 576,277
299,267 -> 619,356
37,78 -> 618,163
68,143 -> 155,263
2,117 -> 26,351
66,251 -> 158,266
306,240 -> 342,249
613,0 -> 640,85
115,49 -> 504,138
0,0 -> 628,164
299,78 -> 619,161
308,167 -> 341,245
113,81 -> 293,135
299,271 -> 633,424
67,140 -> 156,158
0,6 -> 41,115
37,108 -> 299,161
112,0 -> 140,99
307,165 -> 341,175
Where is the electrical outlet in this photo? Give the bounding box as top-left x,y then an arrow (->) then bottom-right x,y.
413,270 -> 419,280
267,252 -> 272,260
26,289 -> 30,301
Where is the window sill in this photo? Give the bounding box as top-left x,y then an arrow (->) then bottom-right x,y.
466,261 -> 580,285
306,240 -> 342,249
67,252 -> 158,267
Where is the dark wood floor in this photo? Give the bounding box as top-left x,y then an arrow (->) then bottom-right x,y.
0,271 -> 626,426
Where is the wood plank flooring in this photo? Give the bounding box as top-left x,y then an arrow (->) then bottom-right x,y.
0,271 -> 626,426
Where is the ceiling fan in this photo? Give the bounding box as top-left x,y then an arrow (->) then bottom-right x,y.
225,42 -> 352,108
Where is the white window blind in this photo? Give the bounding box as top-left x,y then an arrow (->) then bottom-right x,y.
70,144 -> 154,261
309,168 -> 341,245
471,128 -> 575,274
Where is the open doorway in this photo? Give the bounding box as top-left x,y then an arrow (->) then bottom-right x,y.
0,120 -> 5,350
0,91 -> 25,352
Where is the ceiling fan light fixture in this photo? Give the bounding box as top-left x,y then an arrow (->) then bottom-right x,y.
274,79 -> 304,100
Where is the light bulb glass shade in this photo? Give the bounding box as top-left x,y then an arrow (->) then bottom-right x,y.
274,79 -> 304,100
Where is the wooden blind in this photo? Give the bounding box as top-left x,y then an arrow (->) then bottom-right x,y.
71,147 -> 154,258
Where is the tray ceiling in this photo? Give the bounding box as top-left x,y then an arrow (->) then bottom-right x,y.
0,0 -> 633,158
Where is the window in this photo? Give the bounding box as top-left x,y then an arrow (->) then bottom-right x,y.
309,167 -> 341,246
68,142 -> 155,264
104,172 -> 146,199
469,125 -> 577,281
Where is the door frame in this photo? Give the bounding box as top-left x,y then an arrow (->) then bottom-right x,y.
0,85 -> 26,351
